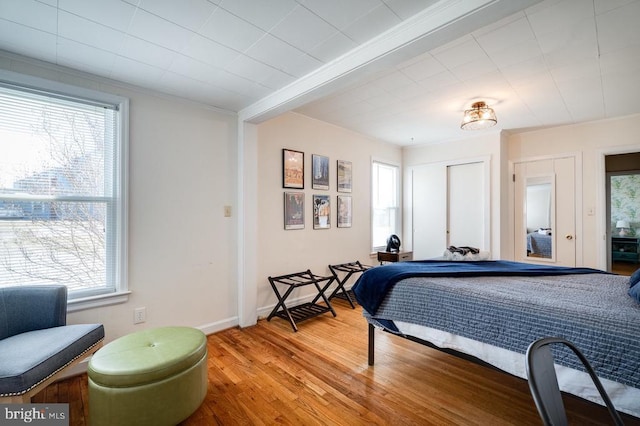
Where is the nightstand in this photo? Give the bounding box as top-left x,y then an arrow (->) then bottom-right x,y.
377,251 -> 413,264
612,237 -> 639,263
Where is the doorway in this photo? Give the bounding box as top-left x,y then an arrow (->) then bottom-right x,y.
605,153 -> 640,275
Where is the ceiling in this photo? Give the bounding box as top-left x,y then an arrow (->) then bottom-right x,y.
1,0 -> 639,146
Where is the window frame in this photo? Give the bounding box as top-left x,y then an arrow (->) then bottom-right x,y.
0,70 -> 129,311
371,158 -> 401,253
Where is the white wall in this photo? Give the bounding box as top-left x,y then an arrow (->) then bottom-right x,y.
256,112 -> 401,315
0,53 -> 239,342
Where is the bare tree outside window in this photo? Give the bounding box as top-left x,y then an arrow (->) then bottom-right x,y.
0,86 -> 119,296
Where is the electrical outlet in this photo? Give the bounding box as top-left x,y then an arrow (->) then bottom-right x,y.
134,307 -> 146,324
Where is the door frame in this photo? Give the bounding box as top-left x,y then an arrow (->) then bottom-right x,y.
596,145 -> 640,270
509,152 -> 583,266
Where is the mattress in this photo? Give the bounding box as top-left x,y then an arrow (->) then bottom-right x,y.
527,232 -> 552,257
359,267 -> 640,417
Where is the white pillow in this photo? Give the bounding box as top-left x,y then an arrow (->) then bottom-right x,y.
442,250 -> 491,261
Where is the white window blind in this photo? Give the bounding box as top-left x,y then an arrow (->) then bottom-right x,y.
371,160 -> 400,251
0,79 -> 125,300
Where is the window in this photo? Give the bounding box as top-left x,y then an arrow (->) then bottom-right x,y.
371,160 -> 400,251
0,71 -> 128,305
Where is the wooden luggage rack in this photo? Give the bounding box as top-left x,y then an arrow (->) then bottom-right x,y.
327,261 -> 372,308
267,270 -> 336,332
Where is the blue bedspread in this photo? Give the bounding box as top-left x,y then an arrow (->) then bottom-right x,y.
352,260 -> 605,315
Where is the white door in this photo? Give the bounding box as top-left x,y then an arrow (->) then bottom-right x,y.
514,157 -> 576,266
448,162 -> 485,249
412,164 -> 447,259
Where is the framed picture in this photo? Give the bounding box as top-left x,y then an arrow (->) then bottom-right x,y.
337,160 -> 352,193
337,195 -> 352,228
312,154 -> 329,190
283,149 -> 304,189
313,194 -> 330,229
284,192 -> 304,230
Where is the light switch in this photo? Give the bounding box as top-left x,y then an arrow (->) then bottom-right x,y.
224,205 -> 232,217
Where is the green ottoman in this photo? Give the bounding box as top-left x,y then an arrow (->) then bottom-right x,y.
88,326 -> 208,426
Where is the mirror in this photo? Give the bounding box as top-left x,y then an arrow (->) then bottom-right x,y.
525,176 -> 554,260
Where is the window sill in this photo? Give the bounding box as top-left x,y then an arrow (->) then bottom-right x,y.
370,248 -> 387,258
68,290 -> 131,312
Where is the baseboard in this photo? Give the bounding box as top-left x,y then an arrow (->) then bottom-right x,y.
197,316 -> 239,335
58,358 -> 92,381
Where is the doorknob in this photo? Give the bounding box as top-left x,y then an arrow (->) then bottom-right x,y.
565,234 -> 573,240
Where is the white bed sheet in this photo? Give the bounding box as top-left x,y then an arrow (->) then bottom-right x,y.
394,320 -> 640,418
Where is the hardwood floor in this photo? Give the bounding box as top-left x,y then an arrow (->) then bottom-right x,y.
612,261 -> 639,276
34,299 -> 640,425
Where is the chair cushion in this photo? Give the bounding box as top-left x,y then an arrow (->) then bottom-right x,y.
0,285 -> 67,340
0,323 -> 105,396
88,326 -> 207,388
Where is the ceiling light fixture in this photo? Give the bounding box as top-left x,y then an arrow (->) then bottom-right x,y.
460,101 -> 497,130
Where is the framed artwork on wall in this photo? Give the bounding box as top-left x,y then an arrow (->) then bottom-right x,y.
312,154 -> 329,190
283,149 -> 304,189
284,192 -> 305,230
337,160 -> 352,193
337,195 -> 352,228
313,194 -> 331,229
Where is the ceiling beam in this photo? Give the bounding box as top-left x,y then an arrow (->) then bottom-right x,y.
239,0 -> 542,124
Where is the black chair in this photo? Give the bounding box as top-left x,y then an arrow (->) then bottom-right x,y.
525,337 -> 624,426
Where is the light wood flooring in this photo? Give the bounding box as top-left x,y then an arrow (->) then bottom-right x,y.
34,299 -> 640,425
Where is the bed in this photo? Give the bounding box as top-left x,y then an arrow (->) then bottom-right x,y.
352,260 -> 640,418
526,232 -> 552,257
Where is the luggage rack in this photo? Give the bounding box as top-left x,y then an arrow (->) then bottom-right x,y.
328,261 -> 372,308
267,270 -> 336,332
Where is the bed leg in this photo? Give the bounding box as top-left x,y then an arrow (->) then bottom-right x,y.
368,323 -> 375,365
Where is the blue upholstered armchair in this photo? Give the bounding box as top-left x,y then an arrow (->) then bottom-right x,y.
0,285 -> 104,403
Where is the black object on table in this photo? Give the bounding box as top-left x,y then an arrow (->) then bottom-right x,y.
327,261 -> 372,308
267,270 -> 336,332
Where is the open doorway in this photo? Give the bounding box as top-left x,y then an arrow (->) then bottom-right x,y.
605,153 -> 640,275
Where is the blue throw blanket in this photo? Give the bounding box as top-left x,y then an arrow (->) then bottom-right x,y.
352,260 -> 605,314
